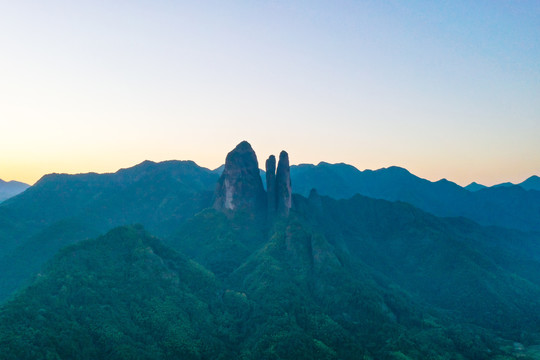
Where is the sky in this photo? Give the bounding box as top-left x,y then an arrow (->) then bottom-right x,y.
1,1 -> 539,186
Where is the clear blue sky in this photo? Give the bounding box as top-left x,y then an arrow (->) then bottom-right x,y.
1,0 -> 539,186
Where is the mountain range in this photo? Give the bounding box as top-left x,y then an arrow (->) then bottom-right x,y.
289,162 -> 540,232
212,161 -> 540,232
0,141 -> 539,359
465,176 -> 540,192
0,160 -> 218,302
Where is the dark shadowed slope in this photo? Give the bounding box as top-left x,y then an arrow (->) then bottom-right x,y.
296,192 -> 540,339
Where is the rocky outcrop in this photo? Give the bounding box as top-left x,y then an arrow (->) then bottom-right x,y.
276,151 -> 292,217
214,142 -> 291,218
265,151 -> 292,218
266,155 -> 276,217
213,141 -> 266,213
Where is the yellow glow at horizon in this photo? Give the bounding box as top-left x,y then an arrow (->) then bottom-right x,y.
2,133 -> 539,187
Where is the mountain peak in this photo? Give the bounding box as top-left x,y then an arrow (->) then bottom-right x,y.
383,166 -> 412,175
235,140 -> 253,151
519,175 -> 540,191
464,182 -> 487,192
213,141 -> 266,212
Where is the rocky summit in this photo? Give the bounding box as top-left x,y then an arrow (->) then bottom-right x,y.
213,141 -> 266,213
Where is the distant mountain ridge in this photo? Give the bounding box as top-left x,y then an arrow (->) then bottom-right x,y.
0,179 -> 29,202
465,175 -> 540,192
289,162 -> 540,232
2,160 -> 217,238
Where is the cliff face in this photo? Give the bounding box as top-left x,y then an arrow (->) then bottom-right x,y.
266,155 -> 277,217
213,141 -> 266,213
275,151 -> 292,217
214,142 -> 291,217
266,151 -> 292,217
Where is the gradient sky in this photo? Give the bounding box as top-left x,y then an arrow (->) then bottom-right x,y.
1,1 -> 539,186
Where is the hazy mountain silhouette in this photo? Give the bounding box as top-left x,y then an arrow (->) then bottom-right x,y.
492,182 -> 515,188
466,176 -> 540,192
289,162 -> 540,232
0,179 -> 29,202
519,175 -> 540,191
464,181 -> 487,192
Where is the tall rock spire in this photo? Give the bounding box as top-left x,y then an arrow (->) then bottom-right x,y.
266,155 -> 277,217
213,141 -> 266,213
276,150 -> 292,216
